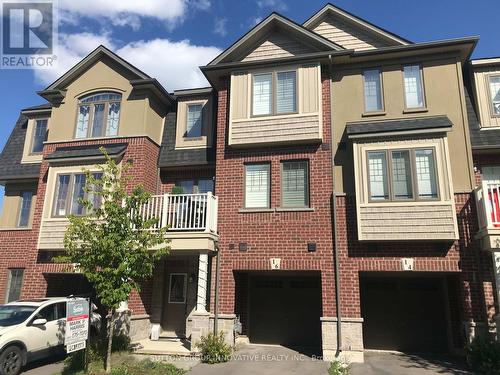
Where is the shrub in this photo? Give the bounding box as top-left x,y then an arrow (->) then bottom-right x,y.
328,360 -> 350,375
196,331 -> 232,364
467,338 -> 500,374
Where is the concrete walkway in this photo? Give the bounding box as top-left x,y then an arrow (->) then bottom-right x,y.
351,351 -> 473,375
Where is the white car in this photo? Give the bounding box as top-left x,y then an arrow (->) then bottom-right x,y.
0,297 -> 100,375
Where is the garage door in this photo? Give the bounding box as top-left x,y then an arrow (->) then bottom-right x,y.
360,276 -> 448,353
249,273 -> 322,348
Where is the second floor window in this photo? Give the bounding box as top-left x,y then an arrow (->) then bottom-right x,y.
53,172 -> 103,217
186,104 -> 203,137
31,119 -> 48,154
175,178 -> 214,194
18,191 -> 33,227
367,148 -> 438,202
403,65 -> 425,109
489,75 -> 500,116
252,71 -> 296,116
245,163 -> 270,208
75,92 -> 121,139
363,69 -> 383,112
281,161 -> 309,208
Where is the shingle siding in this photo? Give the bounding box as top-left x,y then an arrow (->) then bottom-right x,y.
158,112 -> 215,168
0,114 -> 40,181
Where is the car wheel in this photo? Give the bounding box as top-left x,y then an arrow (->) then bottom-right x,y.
0,346 -> 23,375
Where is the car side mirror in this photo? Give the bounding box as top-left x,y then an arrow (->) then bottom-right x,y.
32,318 -> 47,326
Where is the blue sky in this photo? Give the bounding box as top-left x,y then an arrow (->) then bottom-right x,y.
0,0 -> 499,209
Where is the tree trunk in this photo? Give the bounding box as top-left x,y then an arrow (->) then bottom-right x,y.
105,308 -> 115,373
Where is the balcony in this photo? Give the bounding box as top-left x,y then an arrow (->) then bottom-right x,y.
474,182 -> 500,250
38,192 -> 218,251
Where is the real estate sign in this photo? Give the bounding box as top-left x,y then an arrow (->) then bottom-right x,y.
65,298 -> 89,353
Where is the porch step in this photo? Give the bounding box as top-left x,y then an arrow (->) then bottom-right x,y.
132,338 -> 193,356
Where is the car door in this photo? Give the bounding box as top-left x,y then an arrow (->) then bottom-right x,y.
24,303 -> 65,354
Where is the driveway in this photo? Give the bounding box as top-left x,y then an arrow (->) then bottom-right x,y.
188,344 -> 329,375
351,351 -> 473,375
188,345 -> 473,375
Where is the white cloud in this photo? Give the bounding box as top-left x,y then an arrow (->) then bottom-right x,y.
35,33 -> 222,91
256,0 -> 288,12
57,0 -> 210,30
213,18 -> 227,37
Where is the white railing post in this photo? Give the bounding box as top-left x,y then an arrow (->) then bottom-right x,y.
205,192 -> 213,233
213,195 -> 218,233
162,194 -> 169,228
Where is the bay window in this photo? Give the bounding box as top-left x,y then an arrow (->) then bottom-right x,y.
53,172 -> 103,217
403,65 -> 425,109
363,69 -> 383,112
489,75 -> 500,116
75,92 -> 121,139
252,70 -> 297,116
245,163 -> 270,208
367,148 -> 438,202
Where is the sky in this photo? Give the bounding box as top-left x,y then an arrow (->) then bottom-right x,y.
0,0 -> 499,209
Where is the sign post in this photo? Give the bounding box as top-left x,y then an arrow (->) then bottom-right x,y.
65,298 -> 90,354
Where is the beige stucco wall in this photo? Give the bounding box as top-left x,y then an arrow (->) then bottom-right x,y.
46,57 -> 165,145
332,56 -> 475,194
472,65 -> 500,128
0,182 -> 37,229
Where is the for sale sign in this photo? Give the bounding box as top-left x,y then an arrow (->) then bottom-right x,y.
65,298 -> 89,353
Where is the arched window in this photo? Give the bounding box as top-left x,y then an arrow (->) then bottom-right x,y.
75,92 -> 122,139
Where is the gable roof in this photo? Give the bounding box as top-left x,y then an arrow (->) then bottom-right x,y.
42,45 -> 150,92
208,12 -> 344,66
303,3 -> 411,46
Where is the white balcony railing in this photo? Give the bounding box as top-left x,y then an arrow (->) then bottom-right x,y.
475,182 -> 500,230
135,192 -> 218,233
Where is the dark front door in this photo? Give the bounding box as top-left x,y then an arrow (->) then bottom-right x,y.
162,259 -> 189,337
249,273 -> 322,349
360,275 -> 449,353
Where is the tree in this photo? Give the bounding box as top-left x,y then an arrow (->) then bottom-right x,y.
59,148 -> 169,373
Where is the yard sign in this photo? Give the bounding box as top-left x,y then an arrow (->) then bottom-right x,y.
65,298 -> 89,353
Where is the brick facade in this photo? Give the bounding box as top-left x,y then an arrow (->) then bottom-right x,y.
0,137 -> 160,316
212,70 -> 337,318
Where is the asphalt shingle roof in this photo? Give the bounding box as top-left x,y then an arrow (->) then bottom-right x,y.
346,116 -> 453,136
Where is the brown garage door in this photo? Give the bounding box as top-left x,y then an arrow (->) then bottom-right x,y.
249,273 -> 322,348
360,275 -> 449,353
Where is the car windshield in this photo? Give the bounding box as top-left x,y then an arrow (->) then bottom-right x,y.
0,305 -> 37,327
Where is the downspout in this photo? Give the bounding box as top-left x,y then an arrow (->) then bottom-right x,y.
213,242 -> 220,334
328,54 -> 342,356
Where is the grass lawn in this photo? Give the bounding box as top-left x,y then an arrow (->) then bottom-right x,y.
58,352 -> 186,375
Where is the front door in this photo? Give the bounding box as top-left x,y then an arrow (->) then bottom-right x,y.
162,260 -> 189,337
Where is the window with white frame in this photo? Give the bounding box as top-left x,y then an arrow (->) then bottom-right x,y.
281,161 -> 309,207
245,163 -> 270,208
252,70 -> 296,116
18,191 -> 33,227
363,69 -> 383,112
75,92 -> 121,139
367,148 -> 438,202
403,65 -> 425,108
489,75 -> 500,116
31,119 -> 48,154
53,172 -> 103,217
5,269 -> 24,303
186,104 -> 203,137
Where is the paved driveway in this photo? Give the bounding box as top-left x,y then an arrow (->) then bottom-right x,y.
188,344 -> 329,375
351,351 -> 473,375
188,345 -> 473,375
